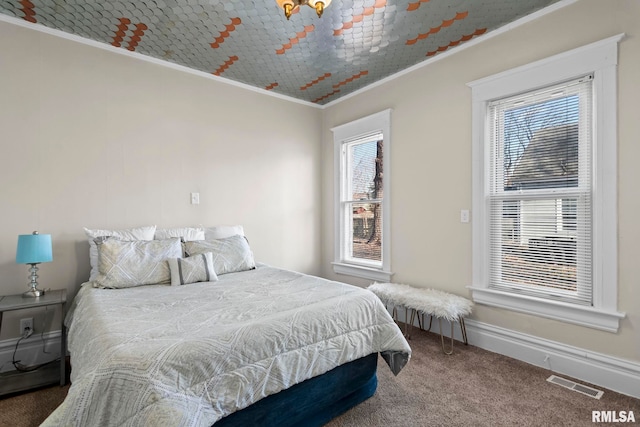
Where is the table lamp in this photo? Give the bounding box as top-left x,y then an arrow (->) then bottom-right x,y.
16,231 -> 53,298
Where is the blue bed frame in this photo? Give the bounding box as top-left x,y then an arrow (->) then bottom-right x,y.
215,352 -> 379,427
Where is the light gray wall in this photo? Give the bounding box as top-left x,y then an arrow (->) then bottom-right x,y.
2,0 -> 638,365
0,20 -> 322,338
322,0 -> 640,362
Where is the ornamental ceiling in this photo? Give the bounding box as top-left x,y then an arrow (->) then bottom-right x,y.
1,0 -> 562,105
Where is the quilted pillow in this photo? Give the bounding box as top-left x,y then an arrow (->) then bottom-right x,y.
84,225 -> 156,281
94,237 -> 182,288
184,235 -> 255,275
155,227 -> 205,241
167,252 -> 218,285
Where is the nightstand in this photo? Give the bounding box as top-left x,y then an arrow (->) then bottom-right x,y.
0,289 -> 67,396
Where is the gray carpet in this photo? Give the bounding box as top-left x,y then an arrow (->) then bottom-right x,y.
1,327 -> 638,426
0,382 -> 69,427
328,328 -> 640,427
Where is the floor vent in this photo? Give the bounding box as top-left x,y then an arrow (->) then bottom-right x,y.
547,375 -> 604,399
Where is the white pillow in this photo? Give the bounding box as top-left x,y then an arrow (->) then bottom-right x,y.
94,238 -> 182,288
184,235 -> 255,275
168,252 -> 218,285
155,227 -> 205,241
204,225 -> 245,241
84,225 -> 156,281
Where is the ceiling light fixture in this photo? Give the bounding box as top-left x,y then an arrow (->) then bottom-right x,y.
275,0 -> 332,20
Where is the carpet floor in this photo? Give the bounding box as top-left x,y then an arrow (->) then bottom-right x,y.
0,327 -> 638,427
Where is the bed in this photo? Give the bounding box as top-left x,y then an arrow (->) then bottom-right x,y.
42,227 -> 411,426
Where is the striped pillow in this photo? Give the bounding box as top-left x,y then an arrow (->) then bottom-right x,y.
168,252 -> 218,285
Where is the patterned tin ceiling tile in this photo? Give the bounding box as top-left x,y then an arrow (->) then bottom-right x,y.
1,0 -> 562,105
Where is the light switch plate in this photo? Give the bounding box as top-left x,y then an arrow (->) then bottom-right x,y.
190,192 -> 200,205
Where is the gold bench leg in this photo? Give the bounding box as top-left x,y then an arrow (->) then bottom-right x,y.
459,316 -> 469,345
405,307 -> 409,338
438,318 -> 455,355
389,305 -> 411,339
419,312 -> 433,332
438,317 -> 469,355
403,307 -> 418,340
389,304 -> 418,340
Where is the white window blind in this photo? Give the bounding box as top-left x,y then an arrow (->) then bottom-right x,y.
487,76 -> 593,305
341,131 -> 384,266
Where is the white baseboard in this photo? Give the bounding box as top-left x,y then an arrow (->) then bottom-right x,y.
463,319 -> 640,399
398,310 -> 640,399
393,309 -> 640,399
0,331 -> 62,374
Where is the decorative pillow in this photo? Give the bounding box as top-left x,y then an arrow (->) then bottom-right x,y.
184,234 -> 255,275
155,227 -> 205,241
168,252 -> 218,286
204,225 -> 245,241
84,226 -> 156,281
94,237 -> 182,289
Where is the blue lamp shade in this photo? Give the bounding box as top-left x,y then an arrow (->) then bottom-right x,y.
16,233 -> 53,264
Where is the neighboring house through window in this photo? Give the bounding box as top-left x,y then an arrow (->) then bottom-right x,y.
331,109 -> 392,282
468,35 -> 625,332
491,86 -> 586,303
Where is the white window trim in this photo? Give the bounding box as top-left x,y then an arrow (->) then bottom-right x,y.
467,34 -> 626,332
331,109 -> 393,282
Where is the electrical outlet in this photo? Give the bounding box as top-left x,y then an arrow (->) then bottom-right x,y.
460,209 -> 470,223
20,318 -> 33,337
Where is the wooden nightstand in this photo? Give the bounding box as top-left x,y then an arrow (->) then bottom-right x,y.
0,289 -> 67,396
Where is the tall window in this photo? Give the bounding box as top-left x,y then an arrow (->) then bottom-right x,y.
488,76 -> 592,305
343,135 -> 383,264
468,35 -> 624,332
332,109 -> 392,281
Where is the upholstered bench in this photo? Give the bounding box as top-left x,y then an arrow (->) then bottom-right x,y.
367,282 -> 473,355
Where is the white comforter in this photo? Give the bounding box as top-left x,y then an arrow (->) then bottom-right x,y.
43,265 -> 411,427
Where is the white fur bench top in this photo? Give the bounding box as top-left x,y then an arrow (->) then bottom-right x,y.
367,282 -> 473,322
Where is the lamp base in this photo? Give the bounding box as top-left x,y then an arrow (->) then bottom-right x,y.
23,287 -> 45,298
23,263 -> 45,298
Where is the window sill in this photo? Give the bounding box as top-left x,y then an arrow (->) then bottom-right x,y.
332,262 -> 393,282
468,286 -> 625,333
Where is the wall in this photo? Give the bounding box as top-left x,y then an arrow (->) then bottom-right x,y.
322,0 -> 640,363
0,19 -> 323,339
1,0 -> 637,371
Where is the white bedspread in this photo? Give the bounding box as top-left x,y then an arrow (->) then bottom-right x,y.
43,265 -> 411,427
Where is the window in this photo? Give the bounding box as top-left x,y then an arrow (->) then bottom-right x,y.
331,109 -> 392,281
488,76 -> 591,305
468,35 -> 625,332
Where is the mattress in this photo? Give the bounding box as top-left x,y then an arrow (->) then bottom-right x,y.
42,264 -> 411,426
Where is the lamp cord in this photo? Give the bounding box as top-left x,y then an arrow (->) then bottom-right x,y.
12,327 -> 59,372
